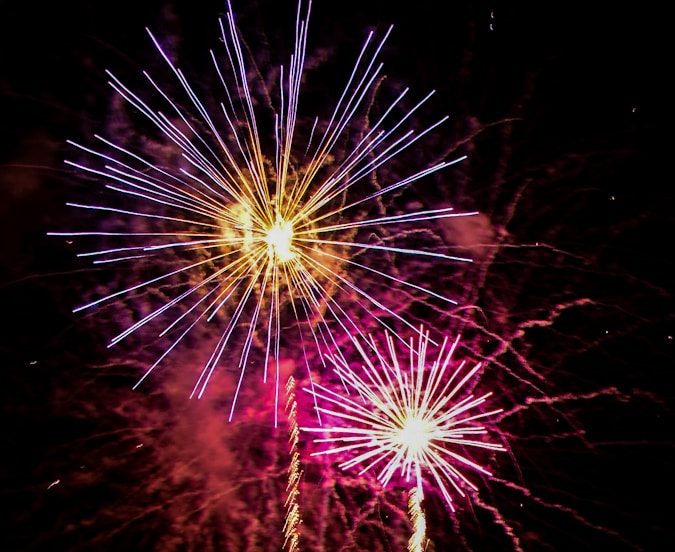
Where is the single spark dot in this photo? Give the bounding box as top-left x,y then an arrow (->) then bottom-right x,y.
135,443 -> 144,449
47,479 -> 61,490
605,330 -> 609,334
632,106 -> 637,113
610,195 -> 615,201
667,335 -> 673,340
29,360 -> 37,366
265,219 -> 295,263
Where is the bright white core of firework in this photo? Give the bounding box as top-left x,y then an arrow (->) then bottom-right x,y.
264,219 -> 295,263
397,416 -> 434,457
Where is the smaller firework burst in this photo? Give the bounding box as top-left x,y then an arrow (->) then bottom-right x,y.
302,329 -> 505,516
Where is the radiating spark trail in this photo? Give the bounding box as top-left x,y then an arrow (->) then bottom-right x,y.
52,0 -> 472,423
302,329 -> 505,512
283,377 -> 303,552
408,487 -> 428,552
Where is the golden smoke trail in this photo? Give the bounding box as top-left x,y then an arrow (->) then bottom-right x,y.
283,376 -> 302,552
408,487 -> 428,552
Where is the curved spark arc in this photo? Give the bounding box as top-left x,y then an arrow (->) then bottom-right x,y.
52,0 -> 472,423
302,329 -> 505,511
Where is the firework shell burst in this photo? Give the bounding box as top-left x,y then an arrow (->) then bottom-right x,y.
51,0 -> 474,424
303,329 -> 505,511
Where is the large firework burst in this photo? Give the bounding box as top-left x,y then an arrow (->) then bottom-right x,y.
302,329 -> 505,511
51,0 -> 472,423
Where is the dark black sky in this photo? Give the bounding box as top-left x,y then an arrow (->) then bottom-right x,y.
1,1 -> 673,551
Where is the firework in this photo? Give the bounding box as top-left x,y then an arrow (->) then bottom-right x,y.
302,329 -> 505,517
283,377 -> 303,551
51,0 -> 472,424
407,487 -> 428,552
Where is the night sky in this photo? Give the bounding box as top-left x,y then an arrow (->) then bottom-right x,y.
1,1 -> 673,551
